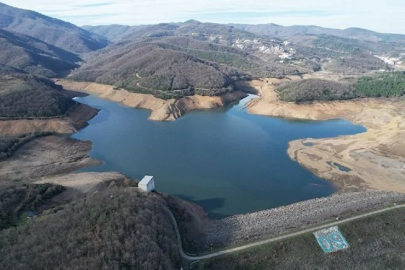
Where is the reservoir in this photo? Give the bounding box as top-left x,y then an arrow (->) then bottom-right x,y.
72,95 -> 366,218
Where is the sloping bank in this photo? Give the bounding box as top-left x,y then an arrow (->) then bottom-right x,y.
247,78 -> 405,193
0,103 -> 98,137
56,79 -> 247,121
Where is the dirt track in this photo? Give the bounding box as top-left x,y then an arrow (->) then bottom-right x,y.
247,77 -> 405,193
35,172 -> 130,201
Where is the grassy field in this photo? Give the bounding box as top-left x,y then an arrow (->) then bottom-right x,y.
194,208 -> 405,269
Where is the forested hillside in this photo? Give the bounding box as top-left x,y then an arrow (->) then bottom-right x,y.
70,31 -> 310,99
0,188 -> 181,270
276,79 -> 356,102
0,69 -> 76,118
0,183 -> 64,229
355,71 -> 405,97
276,72 -> 405,102
151,36 -> 300,77
70,40 -> 253,99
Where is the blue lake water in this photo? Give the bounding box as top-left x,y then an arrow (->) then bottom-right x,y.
72,95 -> 366,218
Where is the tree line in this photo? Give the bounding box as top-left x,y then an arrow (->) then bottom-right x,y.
276,72 -> 405,103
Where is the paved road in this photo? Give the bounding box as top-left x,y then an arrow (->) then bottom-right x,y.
162,203 -> 405,261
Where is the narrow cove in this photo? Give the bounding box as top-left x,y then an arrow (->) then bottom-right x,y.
72,95 -> 366,218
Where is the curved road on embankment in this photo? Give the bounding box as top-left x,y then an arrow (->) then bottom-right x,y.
162,203 -> 405,261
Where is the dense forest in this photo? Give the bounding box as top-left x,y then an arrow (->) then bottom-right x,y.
276,79 -> 357,102
0,187 -> 181,270
355,71 -> 405,97
276,72 -> 405,102
0,71 -> 76,118
0,183 -> 64,229
71,41 -> 252,99
151,37 -> 300,78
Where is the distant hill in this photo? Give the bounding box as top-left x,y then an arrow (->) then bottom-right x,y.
83,20 -> 404,77
232,23 -> 405,43
0,29 -> 80,77
82,20 -> 294,61
0,67 -> 76,118
82,24 -> 143,42
0,2 -> 109,53
290,34 -> 393,73
80,21 -> 310,92
1,2 -> 403,94
147,36 -> 301,77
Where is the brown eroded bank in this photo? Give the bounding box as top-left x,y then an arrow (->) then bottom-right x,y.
247,77 -> 405,193
56,80 -> 247,121
0,103 -> 98,136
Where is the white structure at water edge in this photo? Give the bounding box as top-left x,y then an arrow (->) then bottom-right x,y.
139,175 -> 155,193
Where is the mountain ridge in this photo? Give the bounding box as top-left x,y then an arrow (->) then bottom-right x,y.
0,2 -> 109,53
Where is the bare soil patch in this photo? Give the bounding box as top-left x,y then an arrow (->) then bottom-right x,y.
247,76 -> 405,193
0,136 -> 100,186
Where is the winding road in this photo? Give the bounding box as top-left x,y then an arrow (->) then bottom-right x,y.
162,203 -> 405,261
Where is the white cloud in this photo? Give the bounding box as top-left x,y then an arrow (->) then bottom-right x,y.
2,0 -> 405,34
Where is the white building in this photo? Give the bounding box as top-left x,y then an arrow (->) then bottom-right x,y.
138,175 -> 155,193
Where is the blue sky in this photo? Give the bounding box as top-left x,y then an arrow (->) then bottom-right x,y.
3,0 -> 405,34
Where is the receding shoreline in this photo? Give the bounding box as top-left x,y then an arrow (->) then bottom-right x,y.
57,77 -> 405,194
0,103 -> 98,137
247,77 -> 405,193
56,79 -> 247,121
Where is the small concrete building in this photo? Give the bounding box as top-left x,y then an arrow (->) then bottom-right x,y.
138,175 -> 155,193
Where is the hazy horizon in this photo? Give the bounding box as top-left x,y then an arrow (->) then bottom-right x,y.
2,0 -> 405,35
